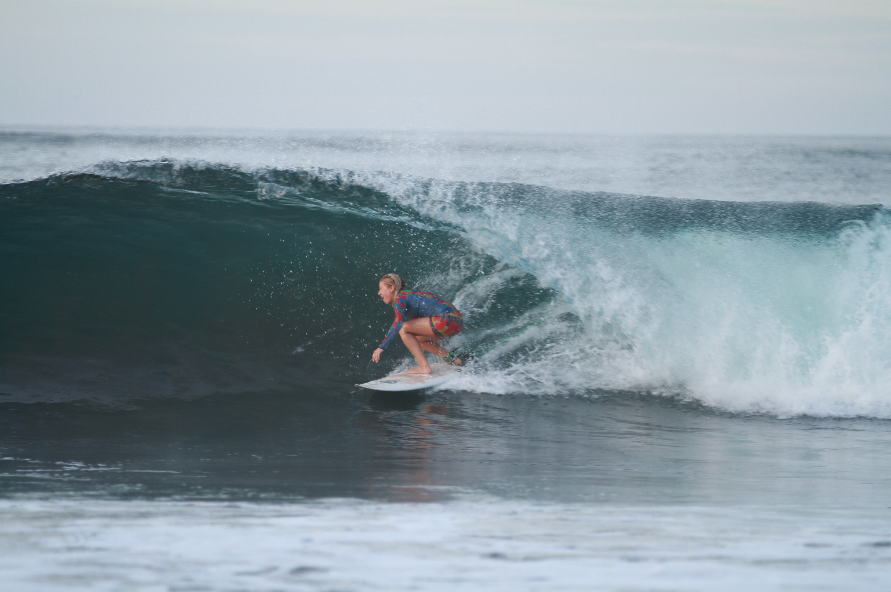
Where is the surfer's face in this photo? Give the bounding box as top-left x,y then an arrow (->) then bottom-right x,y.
378,281 -> 396,304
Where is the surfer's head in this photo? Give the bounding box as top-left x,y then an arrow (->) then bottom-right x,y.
378,273 -> 405,304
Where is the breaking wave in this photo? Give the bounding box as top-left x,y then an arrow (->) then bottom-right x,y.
2,159 -> 890,417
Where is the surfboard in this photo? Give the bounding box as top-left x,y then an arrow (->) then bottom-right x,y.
357,363 -> 460,392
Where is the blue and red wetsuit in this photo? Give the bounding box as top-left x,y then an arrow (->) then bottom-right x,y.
379,290 -> 464,350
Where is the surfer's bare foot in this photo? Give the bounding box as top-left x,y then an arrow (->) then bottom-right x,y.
405,365 -> 432,375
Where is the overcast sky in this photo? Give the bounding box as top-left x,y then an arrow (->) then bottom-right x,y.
2,0 -> 889,134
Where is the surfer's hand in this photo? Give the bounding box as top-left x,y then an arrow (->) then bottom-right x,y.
372,348 -> 384,363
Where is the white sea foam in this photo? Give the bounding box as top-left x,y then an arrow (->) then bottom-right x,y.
1,497 -> 890,592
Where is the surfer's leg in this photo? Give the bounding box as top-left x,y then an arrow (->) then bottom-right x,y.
415,334 -> 450,359
413,322 -> 465,364
398,318 -> 438,374
428,313 -> 464,364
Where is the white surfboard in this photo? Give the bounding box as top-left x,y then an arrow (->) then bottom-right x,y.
358,363 -> 460,392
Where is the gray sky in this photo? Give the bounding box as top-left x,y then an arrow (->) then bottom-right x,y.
2,0 -> 889,134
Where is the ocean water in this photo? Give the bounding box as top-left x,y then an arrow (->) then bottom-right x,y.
2,128 -> 891,590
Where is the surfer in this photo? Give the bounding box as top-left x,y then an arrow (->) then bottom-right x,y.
372,273 -> 464,374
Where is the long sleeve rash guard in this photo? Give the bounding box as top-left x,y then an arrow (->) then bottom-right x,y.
379,290 -> 457,349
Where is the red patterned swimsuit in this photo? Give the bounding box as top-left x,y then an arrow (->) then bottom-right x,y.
379,290 -> 464,350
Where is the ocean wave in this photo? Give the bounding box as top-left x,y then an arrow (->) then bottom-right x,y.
2,159 -> 891,417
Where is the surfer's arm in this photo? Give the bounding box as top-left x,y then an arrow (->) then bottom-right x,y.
378,294 -> 408,351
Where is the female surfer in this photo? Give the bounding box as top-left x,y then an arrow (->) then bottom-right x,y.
372,273 -> 464,374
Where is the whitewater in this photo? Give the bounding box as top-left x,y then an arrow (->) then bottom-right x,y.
2,128 -> 891,591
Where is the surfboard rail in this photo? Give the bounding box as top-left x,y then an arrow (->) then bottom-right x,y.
357,363 -> 460,392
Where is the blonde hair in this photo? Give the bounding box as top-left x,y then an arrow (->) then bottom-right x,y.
379,273 -> 406,292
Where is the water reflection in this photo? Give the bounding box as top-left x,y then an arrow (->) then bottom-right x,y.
358,395 -> 454,502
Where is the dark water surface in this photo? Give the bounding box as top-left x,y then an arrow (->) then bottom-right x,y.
4,386 -> 890,508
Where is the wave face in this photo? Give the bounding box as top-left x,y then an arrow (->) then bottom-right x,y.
2,159 -> 891,417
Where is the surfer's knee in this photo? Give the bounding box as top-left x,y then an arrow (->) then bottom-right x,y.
398,325 -> 417,342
